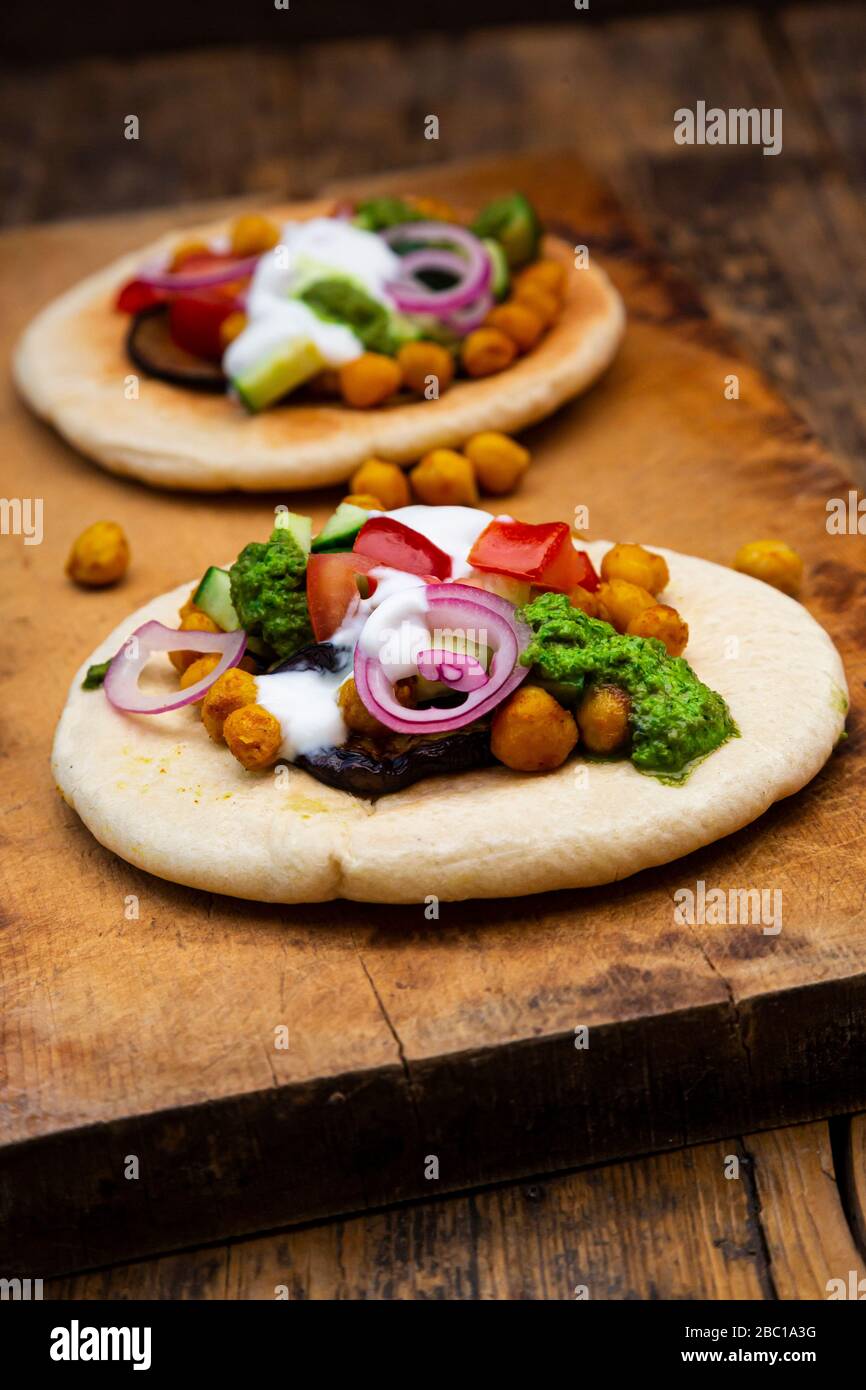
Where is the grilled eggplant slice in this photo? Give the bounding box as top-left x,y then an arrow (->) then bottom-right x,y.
127,309 -> 226,392
297,725 -> 494,795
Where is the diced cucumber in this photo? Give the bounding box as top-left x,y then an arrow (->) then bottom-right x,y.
233,339 -> 326,412
311,502 -> 373,552
483,238 -> 510,301
273,509 -> 313,556
193,566 -> 240,631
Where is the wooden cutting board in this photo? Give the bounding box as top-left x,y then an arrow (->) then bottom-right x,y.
1,151 -> 864,1278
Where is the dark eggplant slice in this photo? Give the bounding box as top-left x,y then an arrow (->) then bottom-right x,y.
296,725 -> 494,796
126,308 -> 227,392
270,641 -> 353,677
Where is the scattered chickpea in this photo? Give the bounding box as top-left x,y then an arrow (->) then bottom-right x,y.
512,282 -> 559,327
596,578 -> 656,634
601,542 -> 669,596
223,704 -> 283,771
491,685 -> 578,772
201,667 -> 258,742
229,213 -> 280,257
339,353 -> 403,408
169,238 -> 211,271
180,653 -> 256,699
734,540 -> 803,598
515,259 -> 568,300
397,341 -> 455,395
169,611 -> 223,672
66,521 -> 130,588
341,493 -> 384,510
350,459 -> 411,510
484,301 -> 544,352
627,604 -> 689,656
567,585 -> 599,618
461,327 -> 518,378
410,449 -> 479,506
577,684 -> 632,755
338,677 -> 391,738
219,311 -> 247,347
464,431 -> 530,495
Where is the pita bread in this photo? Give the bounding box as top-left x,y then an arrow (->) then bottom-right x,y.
52,542 -> 847,904
13,200 -> 625,492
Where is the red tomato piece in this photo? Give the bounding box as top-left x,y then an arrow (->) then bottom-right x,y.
306,553 -> 381,642
168,288 -> 243,362
353,517 -> 451,580
115,280 -> 167,314
467,518 -> 598,594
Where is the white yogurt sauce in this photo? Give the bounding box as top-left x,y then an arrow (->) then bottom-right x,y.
255,506 -> 497,761
223,217 -> 403,379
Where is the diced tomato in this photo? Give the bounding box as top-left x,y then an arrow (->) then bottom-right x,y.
307,553 -> 381,642
168,287 -> 243,361
353,517 -> 451,580
115,279 -> 167,314
467,518 -> 599,593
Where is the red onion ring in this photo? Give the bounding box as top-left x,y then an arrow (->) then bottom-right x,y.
443,289 -> 494,334
136,256 -> 261,292
353,586 -> 530,734
103,621 -> 248,714
382,221 -> 491,314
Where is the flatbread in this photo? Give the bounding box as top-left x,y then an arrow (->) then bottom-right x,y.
13,200 -> 625,492
51,543 -> 847,904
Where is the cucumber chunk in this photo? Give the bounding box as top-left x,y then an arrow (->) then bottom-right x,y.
193,566 -> 240,631
233,339 -> 325,412
483,238 -> 510,301
311,502 -> 373,553
273,509 -> 313,556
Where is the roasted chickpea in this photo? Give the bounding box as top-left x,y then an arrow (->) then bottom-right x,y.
734,540 -> 803,597
567,585 -> 599,617
337,677 -> 390,738
484,301 -> 544,352
513,282 -> 559,327
169,611 -> 222,673
341,493 -> 384,510
201,667 -> 258,742
180,653 -> 256,699
66,521 -> 130,588
229,213 -> 280,257
491,685 -> 578,772
461,327 -> 518,378
349,459 -> 410,510
627,603 -> 689,656
223,704 -> 282,771
577,684 -> 631,755
410,449 -> 479,506
410,195 -> 461,222
463,431 -> 530,495
596,578 -> 656,634
169,238 -> 210,270
601,542 -> 669,596
219,311 -> 247,347
339,353 -> 403,408
396,341 -> 455,395
515,259 -> 567,299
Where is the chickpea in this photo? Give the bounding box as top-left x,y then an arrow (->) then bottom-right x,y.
338,677 -> 391,738
627,603 -> 689,657
464,431 -> 530,495
180,653 -> 256,699
219,311 -> 247,347
491,685 -> 578,772
515,259 -> 567,299
601,542 -> 669,596
223,704 -> 283,771
513,283 -> 559,327
170,238 -> 210,270
201,667 -> 258,742
229,213 -> 280,257
169,611 -> 223,672
339,352 -> 403,408
410,449 -> 479,506
461,327 -> 518,378
350,459 -> 410,510
484,302 -> 544,352
596,578 -> 656,634
66,521 -> 130,588
397,341 -> 455,395
577,684 -> 631,755
341,493 -> 384,510
567,585 -> 599,618
411,196 -> 460,222
734,540 -> 803,598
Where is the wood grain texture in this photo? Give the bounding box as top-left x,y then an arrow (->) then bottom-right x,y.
1,147 -> 864,1278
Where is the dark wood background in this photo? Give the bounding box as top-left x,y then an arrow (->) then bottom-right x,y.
3,1 -> 865,1298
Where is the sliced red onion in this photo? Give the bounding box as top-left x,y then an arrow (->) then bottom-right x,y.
354,586 -> 530,734
416,648 -> 488,692
443,289 -> 494,334
136,256 -> 261,292
383,221 -> 491,314
103,620 -> 247,714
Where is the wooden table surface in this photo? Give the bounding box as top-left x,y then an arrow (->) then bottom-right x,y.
3,3 -> 865,1298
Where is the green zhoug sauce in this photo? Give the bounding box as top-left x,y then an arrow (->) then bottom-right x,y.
519,593 -> 738,782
